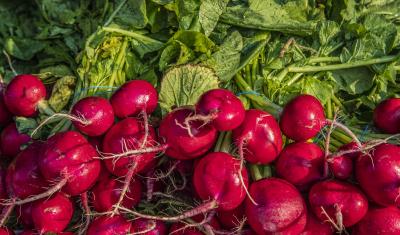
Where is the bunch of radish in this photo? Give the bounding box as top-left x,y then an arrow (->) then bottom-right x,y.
0,74 -> 399,235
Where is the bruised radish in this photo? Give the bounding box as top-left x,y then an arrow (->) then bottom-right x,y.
92,174 -> 142,212
193,152 -> 248,211
0,123 -> 30,158
6,143 -> 46,199
31,192 -> 73,234
39,131 -> 101,195
70,96 -> 114,136
4,74 -> 46,117
169,223 -> 203,235
309,180 -> 368,228
191,88 -> 245,131
110,80 -> 158,118
0,228 -> 13,235
159,108 -> 217,160
353,206 -> 400,235
87,215 -> 133,235
232,109 -> 282,164
245,178 -> 307,234
300,212 -> 334,235
373,98 -> 400,133
131,219 -> 167,235
356,143 -> 400,207
328,142 -> 358,180
217,203 -> 245,229
0,95 -> 12,127
17,203 -> 33,227
280,94 -> 326,141
276,142 -> 324,190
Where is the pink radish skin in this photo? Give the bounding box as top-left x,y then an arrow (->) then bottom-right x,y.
132,219 -> 167,235
232,109 -> 282,164
31,192 -> 73,234
40,131 -> 101,195
0,95 -> 12,127
102,118 -> 157,177
353,206 -> 400,235
159,108 -> 218,160
20,231 -> 72,235
276,142 -> 325,191
169,223 -> 203,235
217,203 -> 245,229
300,212 -> 334,235
195,88 -> 245,131
0,228 -> 13,235
280,94 -> 326,141
309,180 -> 368,227
92,174 -> 142,212
245,178 -> 307,235
4,74 -> 46,117
6,143 -> 47,199
193,152 -> 248,211
328,142 -> 358,180
87,215 -> 133,235
373,98 -> 400,133
110,80 -> 158,118
356,143 -> 400,207
18,203 -> 33,228
0,123 -> 30,158
71,96 -> 115,136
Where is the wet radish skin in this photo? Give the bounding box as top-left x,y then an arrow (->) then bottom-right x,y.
4,74 -> 46,117
87,215 -> 133,235
373,98 -> 400,134
0,123 -> 31,158
300,212 -> 333,235
353,206 -> 400,235
233,109 -> 282,164
217,203 -> 245,229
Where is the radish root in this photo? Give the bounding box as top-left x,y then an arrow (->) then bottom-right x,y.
78,192 -> 91,235
127,220 -> 156,235
175,112 -> 218,138
238,140 -> 258,206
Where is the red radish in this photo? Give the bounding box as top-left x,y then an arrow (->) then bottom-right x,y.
245,178 -> 307,235
309,180 -> 368,229
300,212 -> 334,235
110,80 -> 158,118
192,214 -> 221,230
131,219 -> 167,235
31,192 -> 73,234
242,229 -> 257,235
193,152 -> 248,211
276,142 -> 325,190
0,95 -> 12,127
0,228 -> 13,235
87,215 -> 133,235
19,231 -> 34,235
0,168 -> 6,202
17,203 -> 33,227
88,136 -> 103,149
373,98 -> 400,133
232,109 -> 282,164
328,142 -> 358,180
70,96 -> 115,136
0,123 -> 30,158
356,143 -> 400,207
183,88 -> 245,133
217,203 -> 245,229
6,143 -> 46,199
169,223 -> 203,235
92,174 -> 142,212
4,74 -> 46,117
159,108 -> 218,160
353,206 -> 400,235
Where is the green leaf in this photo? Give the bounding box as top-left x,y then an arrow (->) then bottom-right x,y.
48,76 -> 76,112
15,116 -> 38,137
175,0 -> 200,30
159,64 -> 219,113
198,0 -> 230,36
113,0 -> 148,29
4,37 -> 45,60
330,67 -> 374,95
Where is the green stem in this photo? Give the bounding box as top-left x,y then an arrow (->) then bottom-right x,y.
288,55 -> 398,73
326,99 -> 332,119
308,56 -> 341,64
103,0 -> 128,26
219,131 -> 232,153
250,164 -> 263,181
245,65 -> 252,86
107,38 -> 128,94
102,27 -> 164,47
37,101 -> 55,116
394,65 -> 400,70
214,132 -> 225,152
331,129 -> 352,144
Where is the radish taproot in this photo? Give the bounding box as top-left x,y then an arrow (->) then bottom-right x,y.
131,218 -> 167,235
232,109 -> 282,164
373,98 -> 400,134
4,74 -> 47,117
31,192 -> 73,234
0,123 -> 30,158
300,212 -> 334,235
245,178 -> 307,235
356,143 -> 400,207
110,80 -> 158,118
276,142 -> 325,190
87,215 -> 133,235
353,206 -> 400,235
309,180 -> 368,230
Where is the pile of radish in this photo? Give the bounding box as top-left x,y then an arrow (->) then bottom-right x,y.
0,73 -> 399,235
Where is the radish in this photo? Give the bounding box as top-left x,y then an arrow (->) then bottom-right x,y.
31,192 -> 73,234
300,212 -> 334,235
4,74 -> 46,117
216,203 -> 245,229
159,108 -> 218,160
0,123 -> 30,158
308,180 -> 368,230
373,98 -> 400,133
87,215 -> 133,235
193,152 -> 248,211
110,80 -> 158,118
169,223 -> 203,235
353,206 -> 400,235
0,228 -> 13,235
19,231 -> 34,235
328,142 -> 358,180
232,109 -> 282,164
131,218 -> 167,235
0,95 -> 12,127
276,142 -> 325,190
356,143 -> 400,207
17,203 -> 33,228
0,168 -> 6,202
92,174 -> 142,212
180,89 -> 245,135
245,178 -> 307,235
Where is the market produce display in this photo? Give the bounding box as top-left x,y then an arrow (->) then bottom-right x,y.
0,0 -> 400,234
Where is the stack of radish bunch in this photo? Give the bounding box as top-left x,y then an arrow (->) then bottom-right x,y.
0,74 -> 399,235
